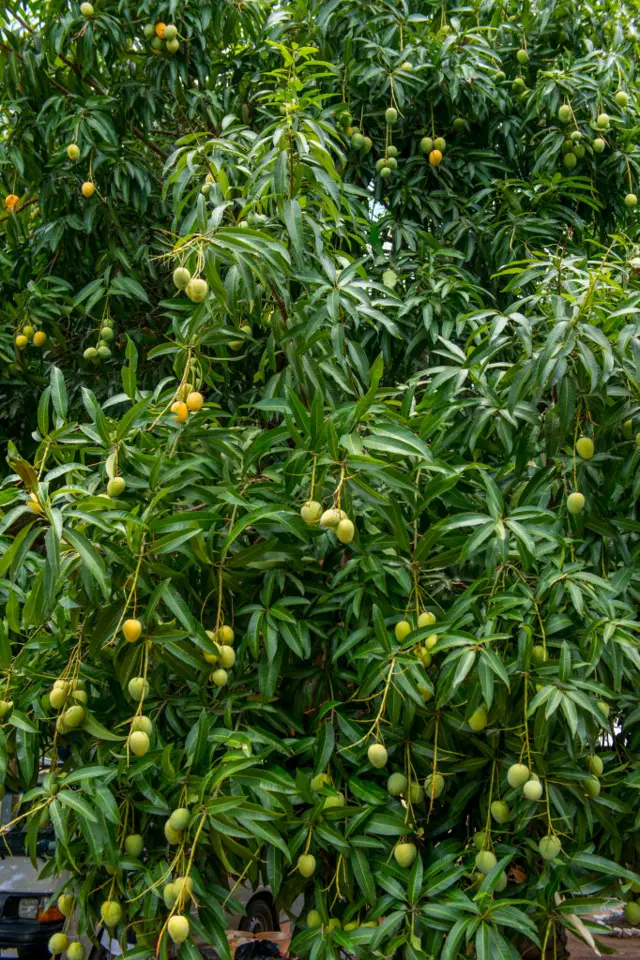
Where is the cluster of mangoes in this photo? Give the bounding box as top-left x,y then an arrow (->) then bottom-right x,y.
556,100 -> 637,201
203,623 -> 236,688
82,315 -> 115,361
46,678 -> 88,735
300,500 -> 355,543
143,21 -> 181,54
14,324 -> 47,350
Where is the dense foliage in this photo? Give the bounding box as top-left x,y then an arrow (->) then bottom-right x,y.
1,0 -> 640,958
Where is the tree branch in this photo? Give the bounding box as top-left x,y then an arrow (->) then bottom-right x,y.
58,54 -> 169,159
0,43 -> 169,161
0,196 -> 38,222
269,281 -> 289,330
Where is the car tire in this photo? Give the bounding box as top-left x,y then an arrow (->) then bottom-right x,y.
239,896 -> 277,933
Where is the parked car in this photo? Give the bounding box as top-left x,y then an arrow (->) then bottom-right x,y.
0,790 -> 71,960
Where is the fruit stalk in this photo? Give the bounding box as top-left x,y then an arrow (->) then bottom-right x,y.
341,657 -> 397,754
522,669 -> 532,770
427,714 -> 440,816
482,760 -> 497,847
109,535 -> 147,645
155,808 -> 207,951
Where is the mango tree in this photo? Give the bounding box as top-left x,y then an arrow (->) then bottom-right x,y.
1,1 -> 640,958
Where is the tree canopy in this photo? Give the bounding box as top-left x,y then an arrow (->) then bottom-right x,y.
1,0 -> 640,958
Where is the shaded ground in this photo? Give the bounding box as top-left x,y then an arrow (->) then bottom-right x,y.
568,933 -> 640,957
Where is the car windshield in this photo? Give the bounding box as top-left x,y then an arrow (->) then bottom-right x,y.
1,792 -> 55,859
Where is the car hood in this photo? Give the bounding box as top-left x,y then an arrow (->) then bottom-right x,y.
0,858 -> 64,895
